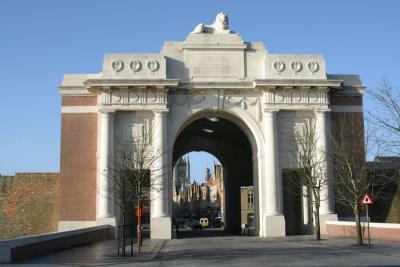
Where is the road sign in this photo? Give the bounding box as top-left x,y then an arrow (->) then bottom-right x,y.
360,192 -> 374,246
360,192 -> 374,205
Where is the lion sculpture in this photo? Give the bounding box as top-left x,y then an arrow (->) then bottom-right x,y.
192,12 -> 234,34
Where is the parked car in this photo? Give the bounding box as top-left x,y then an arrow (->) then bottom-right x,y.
141,223 -> 150,231
174,217 -> 183,224
184,221 -> 192,230
191,220 -> 203,230
213,217 -> 222,227
199,218 -> 209,228
184,220 -> 202,230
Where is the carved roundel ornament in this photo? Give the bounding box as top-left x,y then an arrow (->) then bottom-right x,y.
111,60 -> 124,73
147,60 -> 160,72
307,61 -> 319,74
129,60 -> 142,72
290,61 -> 303,73
273,61 -> 286,73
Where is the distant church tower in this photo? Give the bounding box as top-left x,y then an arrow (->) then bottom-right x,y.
173,156 -> 190,203
204,167 -> 212,182
186,156 -> 191,185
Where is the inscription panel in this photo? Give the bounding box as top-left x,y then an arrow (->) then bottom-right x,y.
185,50 -> 244,79
114,112 -> 153,166
277,111 -> 313,168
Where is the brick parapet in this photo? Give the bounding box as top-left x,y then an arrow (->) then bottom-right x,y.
327,221 -> 400,240
0,173 -> 60,240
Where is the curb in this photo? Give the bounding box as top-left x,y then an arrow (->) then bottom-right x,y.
147,240 -> 166,260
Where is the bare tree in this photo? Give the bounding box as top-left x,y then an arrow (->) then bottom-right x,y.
289,119 -> 328,240
106,125 -> 167,256
331,114 -> 366,245
330,114 -> 394,245
368,78 -> 400,156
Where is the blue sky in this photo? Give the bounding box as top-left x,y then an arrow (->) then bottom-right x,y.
184,152 -> 221,183
0,1 -> 399,176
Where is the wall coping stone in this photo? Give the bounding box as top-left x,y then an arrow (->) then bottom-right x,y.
0,225 -> 110,263
327,221 -> 400,229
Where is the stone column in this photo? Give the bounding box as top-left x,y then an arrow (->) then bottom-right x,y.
263,110 -> 285,237
253,155 -> 261,237
150,110 -> 171,239
315,110 -> 338,233
98,110 -> 115,219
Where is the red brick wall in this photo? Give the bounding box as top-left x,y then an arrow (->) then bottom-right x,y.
330,112 -> 366,218
59,112 -> 97,221
331,95 -> 363,106
62,96 -> 97,106
0,173 -> 60,240
330,112 -> 365,142
327,222 -> 400,241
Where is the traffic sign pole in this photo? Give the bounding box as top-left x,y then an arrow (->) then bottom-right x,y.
366,205 -> 370,246
137,201 -> 142,254
360,192 -> 374,247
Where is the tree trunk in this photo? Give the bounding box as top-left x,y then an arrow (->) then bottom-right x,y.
315,206 -> 321,240
122,180 -> 126,256
117,219 -> 120,256
314,190 -> 321,241
354,205 -> 363,245
122,208 -> 126,256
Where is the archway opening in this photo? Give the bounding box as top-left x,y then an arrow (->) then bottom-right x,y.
172,151 -> 225,236
172,115 -> 254,235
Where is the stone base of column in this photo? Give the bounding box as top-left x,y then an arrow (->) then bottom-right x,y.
96,217 -> 117,238
319,213 -> 338,235
151,216 -> 172,239
264,215 -> 286,237
96,217 -> 116,226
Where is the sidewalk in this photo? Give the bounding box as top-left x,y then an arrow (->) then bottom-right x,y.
11,233 -> 400,266
14,238 -> 165,266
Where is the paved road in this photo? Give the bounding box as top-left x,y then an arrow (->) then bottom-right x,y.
12,231 -> 400,266
157,234 -> 400,267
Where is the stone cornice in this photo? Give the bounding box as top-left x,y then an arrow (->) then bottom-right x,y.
331,86 -> 365,96
182,44 -> 247,50
59,86 -> 95,96
82,78 -> 344,93
263,104 -> 330,111
178,81 -> 254,90
178,79 -> 343,90
253,79 -> 343,89
84,79 -> 180,92
98,105 -> 169,112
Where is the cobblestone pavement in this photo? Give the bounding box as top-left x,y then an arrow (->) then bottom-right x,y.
10,230 -> 400,266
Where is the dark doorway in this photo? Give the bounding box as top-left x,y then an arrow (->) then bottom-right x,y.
282,169 -> 307,235
173,116 -> 253,234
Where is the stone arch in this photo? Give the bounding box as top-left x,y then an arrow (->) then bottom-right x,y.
172,108 -> 264,158
170,107 -> 264,235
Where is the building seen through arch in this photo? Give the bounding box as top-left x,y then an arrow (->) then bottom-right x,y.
58,12 -> 365,239
172,156 -> 225,229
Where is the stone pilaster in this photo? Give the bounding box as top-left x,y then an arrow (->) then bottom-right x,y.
315,110 -> 338,233
98,110 -> 115,219
263,110 -> 285,237
151,110 -> 172,239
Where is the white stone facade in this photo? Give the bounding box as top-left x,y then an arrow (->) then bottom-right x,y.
59,13 -> 365,239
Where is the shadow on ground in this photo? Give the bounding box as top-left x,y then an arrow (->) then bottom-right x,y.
175,228 -> 240,239
13,235 -> 400,267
